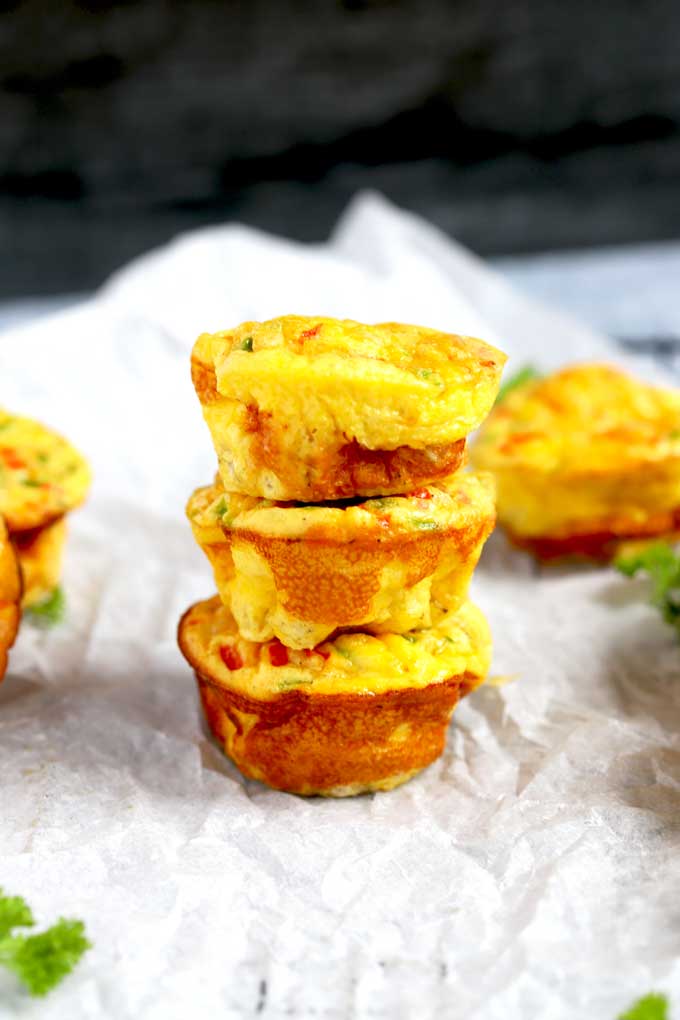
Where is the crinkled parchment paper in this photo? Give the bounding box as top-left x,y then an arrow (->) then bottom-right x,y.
1,194 -> 679,1020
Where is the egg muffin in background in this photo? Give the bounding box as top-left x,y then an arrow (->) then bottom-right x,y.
0,409 -> 91,606
0,517 -> 21,681
178,594 -> 491,797
472,363 -> 680,561
12,518 -> 67,607
192,315 -> 506,502
186,471 -> 496,649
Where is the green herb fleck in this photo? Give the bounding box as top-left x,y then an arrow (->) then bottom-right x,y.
617,993 -> 668,1020
495,365 -> 541,404
240,337 -> 254,352
0,889 -> 91,997
669,429 -> 680,440
36,453 -> 49,464
402,634 -> 417,644
408,516 -> 438,531
277,677 -> 314,690
22,479 -> 44,488
26,587 -> 66,628
333,644 -> 353,660
417,368 -> 443,385
615,542 -> 680,635
213,497 -> 228,518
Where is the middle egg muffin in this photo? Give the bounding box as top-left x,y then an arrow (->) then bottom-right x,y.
187,470 -> 495,650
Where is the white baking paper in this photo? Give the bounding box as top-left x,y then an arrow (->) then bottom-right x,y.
1,192 -> 679,1020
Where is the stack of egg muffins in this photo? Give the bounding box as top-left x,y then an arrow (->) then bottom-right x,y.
178,316 -> 506,796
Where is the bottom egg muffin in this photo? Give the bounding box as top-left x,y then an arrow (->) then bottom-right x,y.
187,471 -> 495,649
472,363 -> 680,561
178,594 -> 491,796
13,517 -> 66,607
0,518 -> 22,682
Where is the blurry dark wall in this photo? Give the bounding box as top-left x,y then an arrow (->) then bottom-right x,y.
1,0 -> 680,296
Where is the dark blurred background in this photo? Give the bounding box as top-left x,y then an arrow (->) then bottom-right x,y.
2,0 -> 680,297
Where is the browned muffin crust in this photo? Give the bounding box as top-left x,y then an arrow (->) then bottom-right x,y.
196,670 -> 478,797
12,516 -> 67,606
0,517 -> 22,682
507,505 -> 680,562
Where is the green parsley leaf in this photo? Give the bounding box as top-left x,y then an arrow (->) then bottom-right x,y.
408,516 -> 439,531
333,643 -> 353,661
25,586 -> 66,628
277,677 -> 314,690
0,893 -> 34,941
617,993 -> 669,1020
240,336 -> 254,352
0,891 -> 90,997
615,542 -> 680,633
416,368 -> 443,385
495,365 -> 541,404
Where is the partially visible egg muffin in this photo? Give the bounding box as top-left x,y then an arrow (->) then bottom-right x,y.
0,517 -> 21,681
12,517 -> 67,607
472,363 -> 680,560
187,470 -> 496,649
0,410 -> 91,533
0,409 -> 90,605
192,316 -> 505,501
178,594 -> 491,796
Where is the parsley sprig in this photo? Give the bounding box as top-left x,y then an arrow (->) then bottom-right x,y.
615,542 -> 680,634
495,364 -> 541,404
25,586 -> 66,628
0,889 -> 90,997
618,993 -> 669,1019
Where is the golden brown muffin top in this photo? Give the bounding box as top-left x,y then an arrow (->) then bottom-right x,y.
0,409 -> 91,532
474,363 -> 680,476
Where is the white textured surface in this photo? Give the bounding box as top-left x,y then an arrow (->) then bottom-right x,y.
1,193 -> 679,1019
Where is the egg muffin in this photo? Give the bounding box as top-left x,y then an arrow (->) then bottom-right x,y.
178,594 -> 491,796
0,517 -> 21,682
187,471 -> 496,649
12,517 -> 67,607
472,363 -> 680,560
0,409 -> 90,604
192,316 -> 505,501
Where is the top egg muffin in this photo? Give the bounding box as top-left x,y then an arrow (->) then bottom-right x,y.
0,409 -> 91,534
472,363 -> 680,560
192,315 -> 506,501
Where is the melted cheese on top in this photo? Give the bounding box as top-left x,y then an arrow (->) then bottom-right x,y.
181,595 -> 491,699
475,364 -> 680,474
197,315 -> 506,449
472,364 -> 680,536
